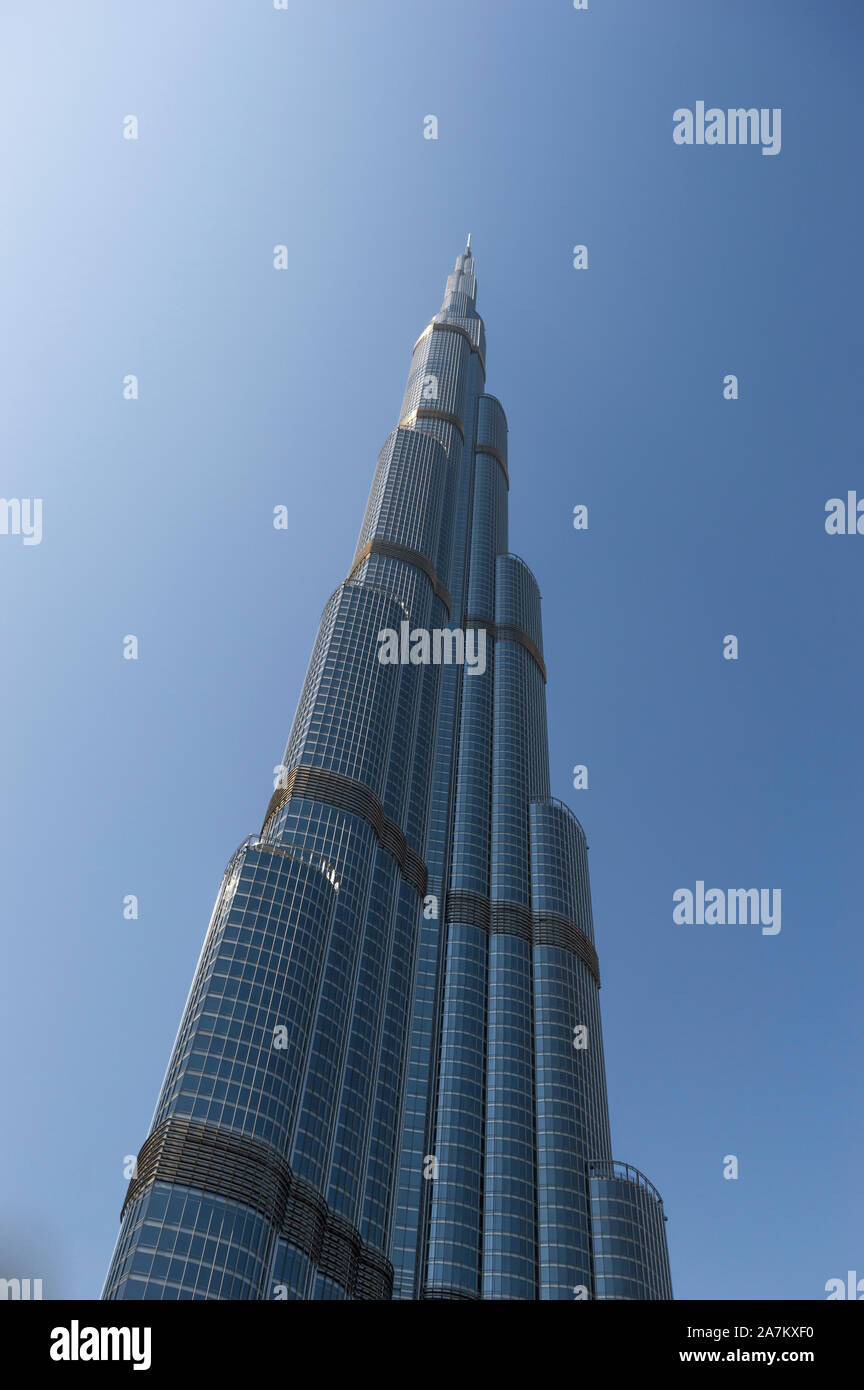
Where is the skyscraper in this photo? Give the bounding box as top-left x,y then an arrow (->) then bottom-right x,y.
103,241 -> 672,1302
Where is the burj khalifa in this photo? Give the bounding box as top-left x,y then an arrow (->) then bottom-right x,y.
103,240 -> 672,1301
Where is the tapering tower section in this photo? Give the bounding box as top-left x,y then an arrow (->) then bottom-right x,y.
103,243 -> 672,1301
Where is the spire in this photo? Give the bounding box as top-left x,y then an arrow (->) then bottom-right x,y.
436,236 -> 480,323
450,235 -> 475,279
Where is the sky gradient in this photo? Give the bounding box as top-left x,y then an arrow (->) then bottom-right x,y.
1,0 -> 861,1300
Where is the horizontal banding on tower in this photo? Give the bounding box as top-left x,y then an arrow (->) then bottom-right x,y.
465,613 -> 547,682
412,318 -> 486,374
444,889 -> 600,984
123,1117 -> 394,1300
349,538 -> 452,616
262,764 -> 428,896
398,406 -> 465,439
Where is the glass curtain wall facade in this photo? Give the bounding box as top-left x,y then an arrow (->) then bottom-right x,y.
103,242 -> 672,1301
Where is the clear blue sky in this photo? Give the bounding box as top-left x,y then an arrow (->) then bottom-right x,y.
1,0 -> 861,1300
